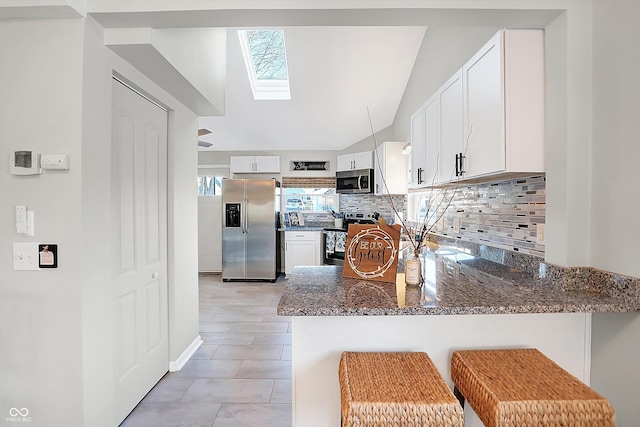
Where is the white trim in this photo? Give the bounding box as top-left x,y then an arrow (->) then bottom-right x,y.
112,72 -> 168,112
169,335 -> 203,372
237,29 -> 291,100
198,164 -> 230,169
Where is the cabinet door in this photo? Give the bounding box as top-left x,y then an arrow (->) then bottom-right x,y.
422,95 -> 439,186
353,151 -> 373,170
230,156 -> 255,173
285,239 -> 317,275
374,145 -> 385,195
336,154 -> 354,171
463,31 -> 505,177
410,107 -> 425,186
439,70 -> 464,182
254,156 -> 280,173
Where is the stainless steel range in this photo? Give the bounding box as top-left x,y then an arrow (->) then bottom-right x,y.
322,212 -> 377,266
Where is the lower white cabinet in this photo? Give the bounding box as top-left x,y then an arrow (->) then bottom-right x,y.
285,231 -> 322,275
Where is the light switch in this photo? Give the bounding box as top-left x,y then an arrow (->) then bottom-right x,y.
13,242 -> 39,270
41,154 -> 70,170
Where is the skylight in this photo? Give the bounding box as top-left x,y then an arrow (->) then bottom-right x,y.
238,29 -> 291,100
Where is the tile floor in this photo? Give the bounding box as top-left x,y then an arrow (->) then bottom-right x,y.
119,274 -> 292,427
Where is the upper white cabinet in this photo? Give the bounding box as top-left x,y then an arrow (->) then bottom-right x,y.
336,151 -> 373,171
410,106 -> 426,187
230,155 -> 280,173
411,29 -> 544,187
463,30 -> 545,177
374,141 -> 408,195
461,29 -> 545,179
437,70 -> 464,183
410,72 -> 462,187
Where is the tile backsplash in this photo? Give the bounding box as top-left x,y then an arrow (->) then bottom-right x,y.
310,175 -> 545,257
409,175 -> 546,257
339,194 -> 408,224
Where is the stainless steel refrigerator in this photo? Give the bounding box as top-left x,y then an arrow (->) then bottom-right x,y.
222,179 -> 279,281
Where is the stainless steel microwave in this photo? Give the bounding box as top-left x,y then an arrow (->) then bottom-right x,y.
335,169 -> 374,194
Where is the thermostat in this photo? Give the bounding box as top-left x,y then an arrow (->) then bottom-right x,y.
10,151 -> 42,175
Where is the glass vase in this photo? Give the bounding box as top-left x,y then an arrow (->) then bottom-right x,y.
405,250 -> 422,285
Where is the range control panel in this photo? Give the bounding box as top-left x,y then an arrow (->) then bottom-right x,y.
344,212 -> 376,224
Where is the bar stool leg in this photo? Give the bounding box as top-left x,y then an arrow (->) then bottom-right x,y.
453,386 -> 465,409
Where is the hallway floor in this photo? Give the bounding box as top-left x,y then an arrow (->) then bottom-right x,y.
119,274 -> 292,427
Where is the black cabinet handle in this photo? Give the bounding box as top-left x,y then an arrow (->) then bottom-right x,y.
459,152 -> 464,176
455,154 -> 460,177
417,167 -> 423,184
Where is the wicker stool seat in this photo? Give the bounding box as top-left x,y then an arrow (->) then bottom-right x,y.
451,348 -> 616,427
339,352 -> 464,427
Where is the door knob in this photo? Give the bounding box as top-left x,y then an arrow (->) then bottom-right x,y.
152,272 -> 158,279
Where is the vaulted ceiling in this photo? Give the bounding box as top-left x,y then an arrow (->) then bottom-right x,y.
197,26 -> 426,151
2,2 -> 563,152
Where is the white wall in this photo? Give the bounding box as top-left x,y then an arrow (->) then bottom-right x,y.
198,196 -> 222,272
0,15 -> 201,427
544,3 -> 594,268
167,106 -> 200,364
154,27 -> 226,115
589,1 -> 640,426
80,16 -> 118,426
340,125 -> 394,155
0,18 -> 85,427
391,26 -> 501,144
590,0 -> 640,278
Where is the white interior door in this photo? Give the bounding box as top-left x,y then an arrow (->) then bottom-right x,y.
111,78 -> 169,424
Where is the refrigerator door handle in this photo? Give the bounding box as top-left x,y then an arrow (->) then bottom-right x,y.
242,197 -> 248,233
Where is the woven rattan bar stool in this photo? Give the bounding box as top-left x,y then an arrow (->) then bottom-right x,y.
450,348 -> 616,427
339,352 -> 464,427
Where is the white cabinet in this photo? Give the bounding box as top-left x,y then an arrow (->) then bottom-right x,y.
461,29 -> 545,179
410,107 -> 425,187
411,76 -> 459,187
336,151 -> 373,171
411,29 -> 544,187
438,70 -> 464,182
284,231 -> 321,275
374,141 -> 408,195
230,155 -> 280,173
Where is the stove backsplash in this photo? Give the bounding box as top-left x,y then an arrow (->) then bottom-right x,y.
339,194 -> 408,225
409,175 -> 546,257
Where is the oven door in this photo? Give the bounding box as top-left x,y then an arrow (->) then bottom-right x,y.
322,229 -> 347,265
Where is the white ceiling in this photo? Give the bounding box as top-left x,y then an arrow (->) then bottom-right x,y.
3,2 -> 562,153
197,26 -> 426,152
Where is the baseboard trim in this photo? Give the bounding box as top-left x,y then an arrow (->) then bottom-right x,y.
169,335 -> 202,372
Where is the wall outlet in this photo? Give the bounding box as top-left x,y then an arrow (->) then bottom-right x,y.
537,224 -> 546,244
453,218 -> 461,233
13,242 -> 39,270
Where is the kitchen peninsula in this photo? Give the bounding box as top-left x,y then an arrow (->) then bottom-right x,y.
277,244 -> 637,427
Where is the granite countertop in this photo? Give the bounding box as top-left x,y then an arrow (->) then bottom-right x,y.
278,226 -> 326,232
277,246 -> 637,316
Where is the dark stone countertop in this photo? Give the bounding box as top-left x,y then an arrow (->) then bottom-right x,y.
278,227 -> 326,232
277,246 -> 637,316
